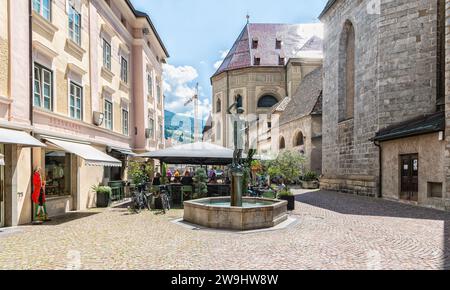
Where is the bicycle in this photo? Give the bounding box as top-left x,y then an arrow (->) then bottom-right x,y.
158,185 -> 171,214
129,184 -> 151,213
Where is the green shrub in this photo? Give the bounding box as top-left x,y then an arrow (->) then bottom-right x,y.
193,168 -> 208,199
277,189 -> 293,198
92,185 -> 112,195
303,171 -> 319,182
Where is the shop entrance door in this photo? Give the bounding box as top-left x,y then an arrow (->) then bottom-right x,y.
400,154 -> 419,202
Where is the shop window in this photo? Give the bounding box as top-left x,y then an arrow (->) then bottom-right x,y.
45,150 -> 71,197
428,182 -> 443,198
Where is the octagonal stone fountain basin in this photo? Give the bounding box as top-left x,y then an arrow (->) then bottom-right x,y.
183,197 -> 288,231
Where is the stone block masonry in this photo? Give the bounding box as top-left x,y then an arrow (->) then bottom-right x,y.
321,0 -> 441,196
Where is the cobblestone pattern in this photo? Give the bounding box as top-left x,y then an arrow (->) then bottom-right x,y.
0,190 -> 449,270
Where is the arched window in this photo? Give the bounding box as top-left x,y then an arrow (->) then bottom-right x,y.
258,95 -> 278,108
295,132 -> 304,147
279,137 -> 286,150
339,21 -> 355,121
235,95 -> 243,108
216,98 -> 222,113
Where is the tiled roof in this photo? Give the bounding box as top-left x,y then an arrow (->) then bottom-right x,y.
279,67 -> 323,125
373,112 -> 444,142
213,23 -> 323,77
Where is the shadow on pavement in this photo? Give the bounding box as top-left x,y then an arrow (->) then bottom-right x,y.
36,212 -> 100,226
296,190 -> 450,269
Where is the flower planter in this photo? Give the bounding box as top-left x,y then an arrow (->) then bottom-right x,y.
279,195 -> 295,211
96,191 -> 111,208
301,180 -> 320,189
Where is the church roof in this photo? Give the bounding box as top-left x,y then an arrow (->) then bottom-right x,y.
279,67 -> 323,125
212,23 -> 323,78
318,0 -> 338,19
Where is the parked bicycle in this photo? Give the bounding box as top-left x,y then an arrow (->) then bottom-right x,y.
129,184 -> 152,213
157,185 -> 171,214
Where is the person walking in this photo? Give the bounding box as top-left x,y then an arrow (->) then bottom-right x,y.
32,167 -> 50,223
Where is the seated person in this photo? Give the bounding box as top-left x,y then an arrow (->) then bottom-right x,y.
153,172 -> 161,186
181,171 -> 193,186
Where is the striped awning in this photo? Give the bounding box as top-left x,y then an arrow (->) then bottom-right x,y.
45,138 -> 121,167
0,128 -> 46,147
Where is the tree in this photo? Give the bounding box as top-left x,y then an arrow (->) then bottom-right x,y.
193,168 -> 208,199
265,150 -> 306,190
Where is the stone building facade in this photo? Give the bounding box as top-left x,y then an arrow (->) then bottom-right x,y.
0,0 -> 169,227
320,0 -> 450,209
210,23 -> 323,155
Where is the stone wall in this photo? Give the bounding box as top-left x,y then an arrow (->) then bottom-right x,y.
381,133 -> 448,210
321,0 -> 441,196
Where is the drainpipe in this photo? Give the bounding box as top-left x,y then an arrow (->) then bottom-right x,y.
373,140 -> 382,198
29,0 -> 34,221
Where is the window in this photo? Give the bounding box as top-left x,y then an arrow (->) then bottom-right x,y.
160,124 -> 164,140
295,132 -> 304,147
33,0 -> 51,21
45,150 -> 71,197
279,56 -> 285,66
34,63 -> 53,110
104,100 -> 113,130
257,95 -> 278,108
148,118 -> 155,139
103,39 -> 112,70
276,39 -> 282,49
339,21 -> 356,121
216,98 -> 222,113
236,95 -> 243,108
69,82 -> 83,120
120,57 -> 128,83
280,137 -> 286,150
122,109 -> 129,136
252,39 -> 258,49
121,16 -> 127,28
147,73 -> 153,96
68,6 -> 81,45
254,57 -> 261,66
157,82 -> 161,105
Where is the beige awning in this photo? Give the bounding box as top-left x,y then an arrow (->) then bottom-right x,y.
0,153 -> 4,166
0,128 -> 46,147
45,138 -> 121,167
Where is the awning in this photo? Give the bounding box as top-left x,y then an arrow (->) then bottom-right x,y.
45,138 -> 121,167
0,153 -> 4,166
0,128 -> 46,147
109,147 -> 136,157
137,142 -> 237,165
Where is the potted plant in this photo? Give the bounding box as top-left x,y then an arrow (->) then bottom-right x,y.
93,185 -> 112,208
301,171 -> 320,189
278,189 -> 295,210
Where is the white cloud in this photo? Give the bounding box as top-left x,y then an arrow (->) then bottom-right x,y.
213,49 -> 229,70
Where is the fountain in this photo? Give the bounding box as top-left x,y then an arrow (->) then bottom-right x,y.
183,101 -> 288,231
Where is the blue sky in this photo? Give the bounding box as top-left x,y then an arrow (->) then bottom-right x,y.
132,0 -> 328,120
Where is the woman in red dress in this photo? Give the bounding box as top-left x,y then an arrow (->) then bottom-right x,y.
33,167 -> 49,222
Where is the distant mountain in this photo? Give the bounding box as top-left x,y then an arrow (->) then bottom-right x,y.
164,110 -> 206,145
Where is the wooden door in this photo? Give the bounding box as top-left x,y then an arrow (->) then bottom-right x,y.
400,154 -> 419,202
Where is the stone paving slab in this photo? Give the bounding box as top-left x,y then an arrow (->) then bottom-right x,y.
0,190 -> 449,270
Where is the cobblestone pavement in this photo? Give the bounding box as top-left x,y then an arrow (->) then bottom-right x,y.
1,190 -> 449,270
